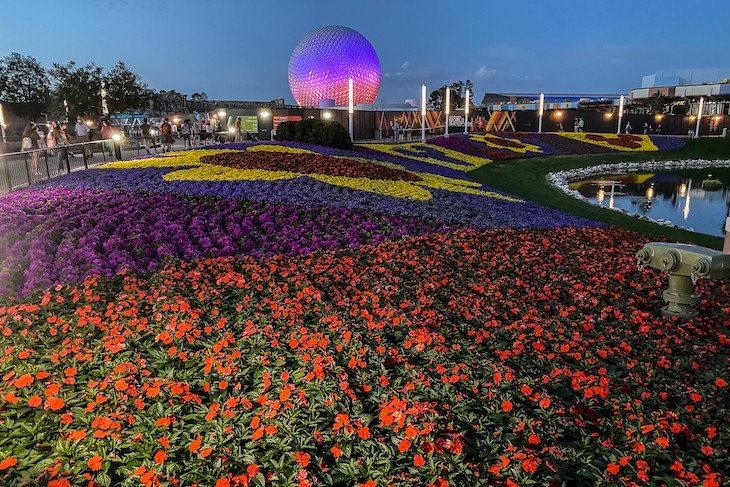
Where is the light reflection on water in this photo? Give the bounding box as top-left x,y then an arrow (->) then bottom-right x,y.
569,172 -> 730,237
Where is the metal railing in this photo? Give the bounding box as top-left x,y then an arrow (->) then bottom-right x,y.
0,136 -> 209,195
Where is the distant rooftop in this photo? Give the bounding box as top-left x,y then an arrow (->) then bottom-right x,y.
642,68 -> 730,88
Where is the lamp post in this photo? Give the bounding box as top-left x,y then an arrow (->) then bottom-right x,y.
617,95 -> 625,134
694,97 -> 704,138
0,102 -> 6,145
464,89 -> 470,134
348,76 -> 354,141
217,110 -> 227,133
444,87 -> 450,138
421,84 -> 427,143
538,93 -> 544,133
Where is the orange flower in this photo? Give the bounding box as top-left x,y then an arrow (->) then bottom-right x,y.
528,434 -> 541,445
247,464 -> 259,478
398,438 -> 411,453
155,417 -> 171,427
357,426 -> 371,439
607,463 -> 620,475
153,450 -> 167,464
28,395 -> 42,407
189,434 -> 202,452
146,386 -> 160,398
45,397 -> 65,410
413,455 -> 425,467
64,367 -> 77,377
68,430 -> 87,441
538,397 -> 551,408
0,457 -> 18,470
330,445 -> 342,458
252,426 -> 265,441
294,452 -> 311,467
215,479 -> 230,487
87,455 -> 103,471
656,437 -> 670,449
501,401 -> 513,412
714,378 -> 726,388
522,458 -> 538,473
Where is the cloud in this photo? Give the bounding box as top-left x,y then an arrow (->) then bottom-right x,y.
476,66 -> 497,77
400,61 -> 410,70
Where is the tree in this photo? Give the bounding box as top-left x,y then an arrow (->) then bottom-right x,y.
103,62 -> 153,115
0,52 -> 50,119
50,61 -> 152,121
191,92 -> 208,101
647,92 -> 666,114
428,80 -> 474,111
50,61 -> 103,121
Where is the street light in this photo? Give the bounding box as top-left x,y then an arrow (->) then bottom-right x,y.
538,93 -> 544,133
421,84 -> 426,142
348,76 -> 354,141
322,112 -> 332,120
464,89 -> 470,134
0,102 -> 6,145
617,95 -> 625,134
694,97 -> 704,138
444,87 -> 450,138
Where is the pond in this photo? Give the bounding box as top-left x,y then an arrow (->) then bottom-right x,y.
569,168 -> 730,237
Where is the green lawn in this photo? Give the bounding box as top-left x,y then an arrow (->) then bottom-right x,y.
468,137 -> 730,249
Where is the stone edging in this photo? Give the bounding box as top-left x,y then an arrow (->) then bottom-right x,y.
547,159 -> 730,228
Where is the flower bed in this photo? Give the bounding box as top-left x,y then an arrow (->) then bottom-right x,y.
0,188 -> 449,297
557,133 -> 659,151
0,227 -> 727,486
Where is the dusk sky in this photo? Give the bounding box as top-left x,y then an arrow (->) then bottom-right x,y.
2,0 -> 729,105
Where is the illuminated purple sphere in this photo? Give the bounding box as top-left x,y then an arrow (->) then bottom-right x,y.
288,25 -> 381,107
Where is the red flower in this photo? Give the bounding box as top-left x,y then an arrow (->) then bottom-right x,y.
294,452 -> 311,467
398,439 -> 411,453
607,463 -> 620,475
413,455 -> 426,467
0,457 -> 18,470
153,450 -> 167,464
87,455 -> 103,471
501,401 -> 513,412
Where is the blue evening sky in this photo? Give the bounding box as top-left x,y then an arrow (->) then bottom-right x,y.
1,0 -> 728,104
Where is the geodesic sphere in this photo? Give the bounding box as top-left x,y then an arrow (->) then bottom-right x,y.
288,25 -> 381,107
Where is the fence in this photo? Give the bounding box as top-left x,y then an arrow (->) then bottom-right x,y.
0,136 -> 197,196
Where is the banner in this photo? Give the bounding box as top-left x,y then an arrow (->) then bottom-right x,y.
273,116 -> 302,130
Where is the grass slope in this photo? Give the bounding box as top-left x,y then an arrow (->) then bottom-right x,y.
468,137 -> 730,249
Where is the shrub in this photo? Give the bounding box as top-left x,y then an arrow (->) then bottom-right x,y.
275,119 -> 352,149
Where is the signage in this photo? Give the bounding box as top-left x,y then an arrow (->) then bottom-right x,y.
273,116 -> 302,130
235,116 -> 258,133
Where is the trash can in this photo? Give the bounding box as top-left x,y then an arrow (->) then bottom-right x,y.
723,128 -> 728,138
374,129 -> 382,140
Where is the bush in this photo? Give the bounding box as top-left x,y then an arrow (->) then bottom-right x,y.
275,121 -> 296,141
275,119 -> 352,149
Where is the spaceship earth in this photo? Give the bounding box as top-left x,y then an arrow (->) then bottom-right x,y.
288,25 -> 381,107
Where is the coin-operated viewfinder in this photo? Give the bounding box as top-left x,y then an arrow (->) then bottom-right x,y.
636,242 -> 730,319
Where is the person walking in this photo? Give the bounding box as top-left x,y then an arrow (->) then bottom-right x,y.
140,118 -> 153,154
578,118 -> 585,132
181,119 -> 193,149
22,122 -> 41,176
234,118 -> 242,142
624,121 -> 632,134
160,118 -> 173,153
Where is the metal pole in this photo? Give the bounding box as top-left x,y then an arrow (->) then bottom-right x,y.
421,84 -> 427,143
617,95 -> 625,134
464,89 -> 470,134
0,103 -> 6,145
724,217 -> 730,254
446,86 -> 451,137
538,93 -> 544,133
348,76 -> 354,141
694,97 -> 704,138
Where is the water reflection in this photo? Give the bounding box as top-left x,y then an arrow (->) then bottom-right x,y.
569,171 -> 730,237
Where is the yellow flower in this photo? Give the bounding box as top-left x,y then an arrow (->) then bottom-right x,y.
246,144 -> 314,154
94,147 -> 521,203
469,134 -> 543,154
557,133 -> 658,152
357,142 -> 490,171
